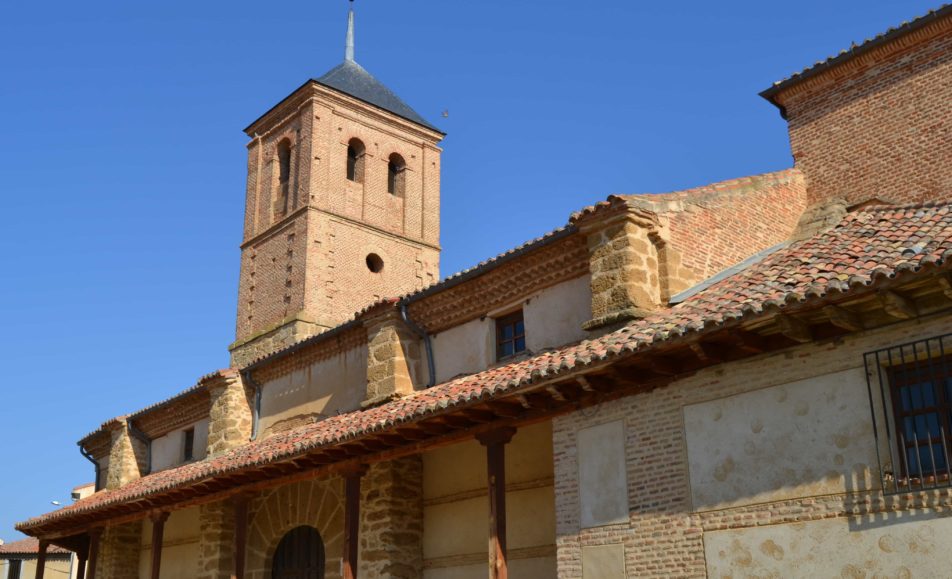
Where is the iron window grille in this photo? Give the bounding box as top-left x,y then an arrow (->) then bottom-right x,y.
864,332 -> 952,494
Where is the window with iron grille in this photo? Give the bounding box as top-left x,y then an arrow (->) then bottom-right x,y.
496,311 -> 526,361
864,332 -> 952,493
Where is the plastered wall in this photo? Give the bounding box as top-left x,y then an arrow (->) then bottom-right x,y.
684,368 -> 876,510
0,559 -> 72,579
151,420 -> 209,472
705,510 -> 952,578
431,276 -> 591,384
422,421 -> 556,578
137,507 -> 200,579
259,345 -> 367,436
553,312 -> 952,578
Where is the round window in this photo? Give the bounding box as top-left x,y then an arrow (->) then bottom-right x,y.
366,253 -> 384,273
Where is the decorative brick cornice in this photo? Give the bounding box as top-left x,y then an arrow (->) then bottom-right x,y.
763,6 -> 952,109
250,323 -> 368,383
406,233 -> 590,333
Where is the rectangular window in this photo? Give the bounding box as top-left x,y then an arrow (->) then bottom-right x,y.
865,333 -> 952,493
183,428 -> 195,462
496,310 -> 526,360
889,360 -> 952,478
9,559 -> 22,579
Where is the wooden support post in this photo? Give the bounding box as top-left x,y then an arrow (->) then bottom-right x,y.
342,465 -> 368,579
233,495 -> 250,579
149,512 -> 169,579
76,552 -> 88,579
34,540 -> 49,579
477,427 -> 516,579
86,528 -> 102,579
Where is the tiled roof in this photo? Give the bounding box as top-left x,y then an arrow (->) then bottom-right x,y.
761,4 -> 951,101
18,200 -> 952,532
315,60 -> 441,133
78,369 -> 235,448
0,537 -> 68,555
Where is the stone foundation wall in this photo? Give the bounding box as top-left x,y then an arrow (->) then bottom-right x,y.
206,372 -> 253,458
197,501 -> 236,579
99,522 -> 142,579
359,457 -> 424,579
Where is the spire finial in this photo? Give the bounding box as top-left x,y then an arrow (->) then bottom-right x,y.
345,0 -> 355,62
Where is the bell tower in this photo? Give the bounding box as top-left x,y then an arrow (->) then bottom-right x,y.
230,3 -> 444,366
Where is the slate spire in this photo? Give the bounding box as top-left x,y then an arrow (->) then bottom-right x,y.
345,0 -> 355,62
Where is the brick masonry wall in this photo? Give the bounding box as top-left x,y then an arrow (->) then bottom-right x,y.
580,170 -> 808,330
659,170 -> 807,282
553,311 -> 952,578
776,18 -> 952,207
234,86 -> 442,362
99,522 -> 142,579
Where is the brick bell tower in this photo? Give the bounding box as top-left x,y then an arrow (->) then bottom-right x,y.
230,3 -> 444,367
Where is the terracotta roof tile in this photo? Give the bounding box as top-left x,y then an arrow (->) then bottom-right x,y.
0,537 -> 69,555
21,200 -> 952,533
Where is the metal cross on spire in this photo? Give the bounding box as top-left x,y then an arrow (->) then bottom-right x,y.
345,0 -> 356,62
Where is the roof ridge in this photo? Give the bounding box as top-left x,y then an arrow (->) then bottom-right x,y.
851,198 -> 952,215
762,4 -> 952,101
615,167 -> 801,201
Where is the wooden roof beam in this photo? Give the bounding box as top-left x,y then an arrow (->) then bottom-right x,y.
823,304 -> 864,331
776,314 -> 812,344
880,290 -> 917,319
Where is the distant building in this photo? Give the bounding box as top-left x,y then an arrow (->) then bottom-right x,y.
0,538 -> 71,579
14,3 -> 952,579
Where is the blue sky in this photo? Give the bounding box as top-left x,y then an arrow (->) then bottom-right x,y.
0,0 -> 939,539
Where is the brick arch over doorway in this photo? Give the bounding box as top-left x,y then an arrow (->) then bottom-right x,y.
245,478 -> 345,579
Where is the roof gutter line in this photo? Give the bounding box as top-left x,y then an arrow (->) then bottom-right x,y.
242,369 -> 263,441
400,302 -> 436,388
78,443 -> 101,492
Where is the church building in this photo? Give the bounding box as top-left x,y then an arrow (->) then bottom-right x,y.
14,3 -> 952,578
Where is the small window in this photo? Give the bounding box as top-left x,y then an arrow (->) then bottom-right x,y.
8,559 -> 22,579
889,361 -> 952,479
276,139 -> 292,216
865,333 -> 952,493
183,428 -> 195,462
496,310 -> 526,361
387,153 -> 406,196
346,138 -> 365,183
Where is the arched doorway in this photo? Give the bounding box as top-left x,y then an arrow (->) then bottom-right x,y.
271,525 -> 325,579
